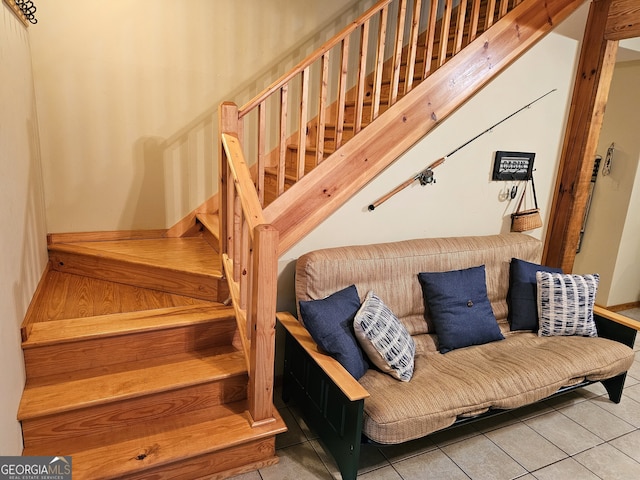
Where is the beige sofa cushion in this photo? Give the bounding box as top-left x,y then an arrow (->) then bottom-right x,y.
359,332 -> 634,444
296,234 -> 542,335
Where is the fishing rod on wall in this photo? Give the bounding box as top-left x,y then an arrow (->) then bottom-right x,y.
367,88 -> 557,211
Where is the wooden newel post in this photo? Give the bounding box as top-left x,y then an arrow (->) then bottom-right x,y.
248,224 -> 279,426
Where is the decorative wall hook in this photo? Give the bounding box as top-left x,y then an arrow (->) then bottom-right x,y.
15,0 -> 37,24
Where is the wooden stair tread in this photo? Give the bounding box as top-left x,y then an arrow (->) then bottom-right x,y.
23,401 -> 286,480
23,304 -> 234,348
49,237 -> 222,277
23,270 -> 210,327
19,348 -> 247,420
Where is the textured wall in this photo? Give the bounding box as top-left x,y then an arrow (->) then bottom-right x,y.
0,2 -> 48,455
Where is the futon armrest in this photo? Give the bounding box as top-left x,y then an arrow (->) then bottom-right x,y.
277,311 -> 370,402
594,305 -> 640,348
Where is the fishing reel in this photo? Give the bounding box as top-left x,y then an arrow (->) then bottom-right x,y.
417,168 -> 436,186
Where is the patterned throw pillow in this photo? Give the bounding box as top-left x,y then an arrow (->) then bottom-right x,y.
353,291 -> 415,382
536,271 -> 599,337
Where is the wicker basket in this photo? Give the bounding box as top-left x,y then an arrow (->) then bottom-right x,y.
510,178 -> 542,232
511,208 -> 543,232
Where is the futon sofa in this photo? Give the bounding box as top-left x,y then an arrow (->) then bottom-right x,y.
277,234 -> 638,480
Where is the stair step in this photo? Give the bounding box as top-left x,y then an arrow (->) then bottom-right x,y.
23,304 -> 234,348
48,237 -> 227,301
21,374 -> 248,450
23,400 -> 287,480
22,305 -> 238,378
18,347 -> 247,420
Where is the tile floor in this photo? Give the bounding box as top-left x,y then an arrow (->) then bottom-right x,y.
233,308 -> 640,480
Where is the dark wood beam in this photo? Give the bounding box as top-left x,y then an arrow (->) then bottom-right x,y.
606,0 -> 640,39
543,0 -> 619,272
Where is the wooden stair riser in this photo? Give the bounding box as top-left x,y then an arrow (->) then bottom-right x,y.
263,171 -> 295,205
21,378 -> 248,451
119,437 -> 277,480
49,249 -> 227,302
23,318 -> 237,379
22,404 -> 286,480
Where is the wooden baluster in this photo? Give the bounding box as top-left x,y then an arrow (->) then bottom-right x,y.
438,0 -> 453,67
240,219 -> 249,313
422,0 -> 438,79
316,53 -> 329,167
454,0 -> 468,54
389,0 -> 407,105
485,0 -> 497,29
355,20 -> 370,134
257,101 -> 266,205
405,0 -> 422,94
371,5 -> 388,121
468,0 -> 482,42
297,67 -> 309,180
232,194 -> 242,282
278,85 -> 288,196
241,220 -> 251,337
335,36 -> 349,150
499,0 -> 509,19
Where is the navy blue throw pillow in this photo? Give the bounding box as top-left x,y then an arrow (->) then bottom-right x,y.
418,265 -> 504,353
299,285 -> 368,379
507,258 -> 563,331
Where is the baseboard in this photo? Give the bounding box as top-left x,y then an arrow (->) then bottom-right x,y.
607,302 -> 640,312
47,229 -> 168,244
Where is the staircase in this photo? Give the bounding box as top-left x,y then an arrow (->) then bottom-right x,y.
18,221 -> 286,479
18,0 -> 585,478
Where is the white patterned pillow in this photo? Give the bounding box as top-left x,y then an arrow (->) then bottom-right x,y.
536,271 -> 599,337
353,291 -> 415,382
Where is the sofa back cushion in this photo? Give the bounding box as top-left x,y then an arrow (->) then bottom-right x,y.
295,234 -> 542,335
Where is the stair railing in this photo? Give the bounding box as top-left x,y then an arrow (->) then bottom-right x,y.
219,102 -> 279,427
222,0 -> 521,209
217,0 -> 522,427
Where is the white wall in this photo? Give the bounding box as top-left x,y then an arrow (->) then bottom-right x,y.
276,26 -> 585,313
0,4 -> 49,454
28,0 -> 376,233
573,60 -> 640,306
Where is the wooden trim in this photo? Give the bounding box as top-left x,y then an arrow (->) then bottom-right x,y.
47,230 -> 168,245
277,312 -> 370,402
20,262 -> 52,341
221,133 -> 266,229
606,301 -> 640,312
543,0 -> 618,271
606,0 -> 640,39
3,0 -> 29,26
594,305 -> 640,331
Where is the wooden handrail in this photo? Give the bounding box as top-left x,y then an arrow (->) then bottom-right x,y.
238,0 -> 393,118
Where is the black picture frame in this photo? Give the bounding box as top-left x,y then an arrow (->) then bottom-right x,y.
492,151 -> 535,181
